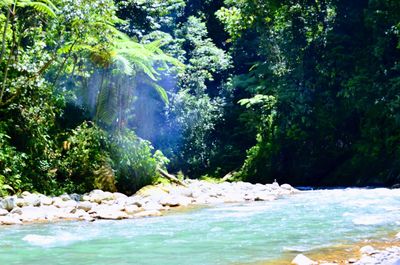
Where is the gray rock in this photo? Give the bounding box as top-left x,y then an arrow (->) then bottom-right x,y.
22,194 -> 41,206
124,205 -> 140,214
113,192 -> 128,200
125,197 -> 142,207
16,198 -> 29,207
0,209 -> 8,216
40,205 -> 61,221
0,215 -> 22,225
2,196 -> 17,211
53,198 -> 77,208
159,195 -> 191,207
39,195 -> 53,206
142,201 -> 164,211
254,193 -> 276,201
69,193 -> 81,202
21,191 -> 31,197
19,206 -> 47,222
10,207 -> 22,215
96,208 -> 129,220
77,201 -> 94,212
59,194 -> 71,201
88,190 -> 114,203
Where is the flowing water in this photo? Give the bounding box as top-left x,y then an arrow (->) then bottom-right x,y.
1,188 -> 400,265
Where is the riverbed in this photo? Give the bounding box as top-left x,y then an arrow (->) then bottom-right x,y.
0,188 -> 399,265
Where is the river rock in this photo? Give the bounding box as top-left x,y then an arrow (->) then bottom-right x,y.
41,205 -> 61,221
2,196 -> 17,211
25,194 -> 41,206
16,198 -> 29,207
19,206 -> 47,222
87,190 -> 114,203
125,196 -> 142,207
39,195 -> 53,206
77,201 -> 94,212
141,201 -> 164,211
0,215 -> 22,225
133,210 -> 162,218
291,254 -> 317,265
281,183 -> 294,190
70,193 -> 81,202
10,207 -> 22,215
360,245 -> 376,255
124,205 -> 140,214
71,209 -> 91,220
254,193 -> 276,201
53,198 -> 77,208
0,208 -> 8,216
96,203 -> 125,212
221,192 -> 243,203
113,192 -> 128,200
96,208 -> 129,220
169,187 -> 193,197
159,195 -> 191,207
59,194 -> 71,201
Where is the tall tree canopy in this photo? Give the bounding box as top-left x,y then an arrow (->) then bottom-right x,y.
0,0 -> 399,195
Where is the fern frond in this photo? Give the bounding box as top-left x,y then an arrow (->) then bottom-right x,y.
140,79 -> 169,105
96,81 -> 118,126
113,54 -> 134,76
38,0 -> 58,12
18,1 -> 57,17
31,2 -> 56,17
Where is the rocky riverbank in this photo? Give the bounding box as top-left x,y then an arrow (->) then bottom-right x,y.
0,180 -> 297,225
292,243 -> 400,265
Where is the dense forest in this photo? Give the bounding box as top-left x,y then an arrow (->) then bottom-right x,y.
0,0 -> 399,195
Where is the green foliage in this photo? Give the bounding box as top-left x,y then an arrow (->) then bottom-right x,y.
59,122 -> 110,193
109,130 -> 166,195
1,0 -> 399,194
0,128 -> 27,193
167,90 -> 225,175
218,0 -> 400,186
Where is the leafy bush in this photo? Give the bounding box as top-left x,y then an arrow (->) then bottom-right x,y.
59,122 -> 111,193
109,130 -> 167,195
0,128 -> 28,194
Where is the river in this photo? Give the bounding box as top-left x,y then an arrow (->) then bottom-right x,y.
0,188 -> 399,264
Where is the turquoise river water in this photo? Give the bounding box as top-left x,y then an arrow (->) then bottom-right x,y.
0,188 -> 400,265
